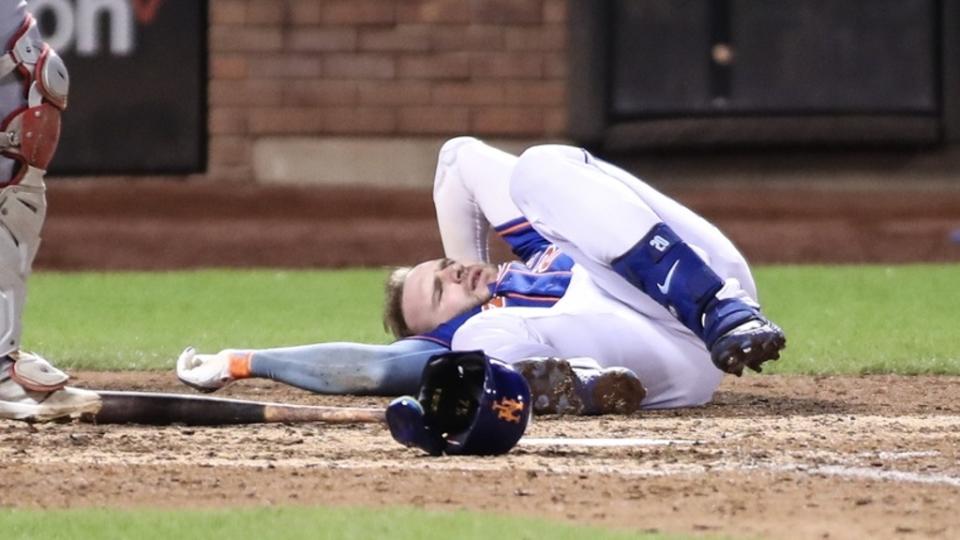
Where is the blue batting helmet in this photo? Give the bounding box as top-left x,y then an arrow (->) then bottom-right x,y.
386,350 -> 531,456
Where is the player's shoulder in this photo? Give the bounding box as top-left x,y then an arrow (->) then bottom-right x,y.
453,306 -> 546,338
451,306 -> 555,353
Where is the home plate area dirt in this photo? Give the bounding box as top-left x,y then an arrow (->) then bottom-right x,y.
0,372 -> 956,539
11,182 -> 960,538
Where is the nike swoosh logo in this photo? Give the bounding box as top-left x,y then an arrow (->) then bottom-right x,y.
657,261 -> 679,295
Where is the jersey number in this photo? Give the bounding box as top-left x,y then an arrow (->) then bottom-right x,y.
649,235 -> 671,252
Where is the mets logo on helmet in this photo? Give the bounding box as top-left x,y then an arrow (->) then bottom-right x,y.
491,397 -> 525,423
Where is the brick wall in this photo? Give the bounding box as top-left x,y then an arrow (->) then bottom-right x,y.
207,0 -> 569,182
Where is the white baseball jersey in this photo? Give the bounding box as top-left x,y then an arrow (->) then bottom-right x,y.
412,138 -> 759,408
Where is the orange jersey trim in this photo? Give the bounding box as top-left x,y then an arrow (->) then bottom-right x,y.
496,221 -> 533,236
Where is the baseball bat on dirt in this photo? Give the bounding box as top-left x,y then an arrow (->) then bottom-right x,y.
80,390 -> 386,426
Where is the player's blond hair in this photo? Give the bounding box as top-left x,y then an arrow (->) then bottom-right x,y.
383,266 -> 414,339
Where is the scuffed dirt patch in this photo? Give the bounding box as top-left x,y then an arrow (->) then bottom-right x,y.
1,372 -> 957,540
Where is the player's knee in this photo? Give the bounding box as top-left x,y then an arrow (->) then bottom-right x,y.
516,144 -> 562,172
439,136 -> 481,154
509,145 -> 570,210
437,136 -> 482,170
510,146 -> 552,200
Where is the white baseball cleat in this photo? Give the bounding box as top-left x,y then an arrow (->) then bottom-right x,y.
177,347 -> 250,393
0,352 -> 101,422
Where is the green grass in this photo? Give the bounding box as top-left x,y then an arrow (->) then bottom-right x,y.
22,270 -> 395,370
0,507 -> 685,540
20,265 -> 960,374
755,264 -> 959,374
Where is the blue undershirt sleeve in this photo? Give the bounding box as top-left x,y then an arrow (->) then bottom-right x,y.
248,339 -> 447,396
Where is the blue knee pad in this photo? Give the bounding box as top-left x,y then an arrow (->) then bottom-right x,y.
611,223 -> 725,340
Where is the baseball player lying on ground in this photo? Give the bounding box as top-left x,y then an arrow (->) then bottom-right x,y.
177,138 -> 786,415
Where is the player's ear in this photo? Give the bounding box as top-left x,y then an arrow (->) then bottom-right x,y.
382,266 -> 413,338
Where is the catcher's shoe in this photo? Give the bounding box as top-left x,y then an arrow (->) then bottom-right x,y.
513,357 -> 645,416
0,352 -> 101,422
176,347 -> 252,393
704,299 -> 786,376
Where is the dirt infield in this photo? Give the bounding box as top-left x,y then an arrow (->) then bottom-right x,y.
1,373 -> 956,539
13,180 -> 960,538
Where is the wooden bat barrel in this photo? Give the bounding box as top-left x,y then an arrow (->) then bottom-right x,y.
82,391 -> 386,426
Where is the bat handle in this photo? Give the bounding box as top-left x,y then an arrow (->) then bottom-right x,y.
263,404 -> 386,424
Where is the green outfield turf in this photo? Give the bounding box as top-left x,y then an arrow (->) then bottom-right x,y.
757,264 -> 958,374
0,506 -> 688,540
23,270 -> 394,370
21,264 -> 960,374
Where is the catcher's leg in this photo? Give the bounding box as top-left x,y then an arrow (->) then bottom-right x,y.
0,8 -> 99,421
509,145 -> 785,376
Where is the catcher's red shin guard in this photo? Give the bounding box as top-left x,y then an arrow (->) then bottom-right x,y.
0,14 -> 68,186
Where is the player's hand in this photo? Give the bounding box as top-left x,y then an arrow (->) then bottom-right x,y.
176,347 -> 233,393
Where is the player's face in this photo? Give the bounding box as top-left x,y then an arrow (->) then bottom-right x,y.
401,258 -> 499,334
